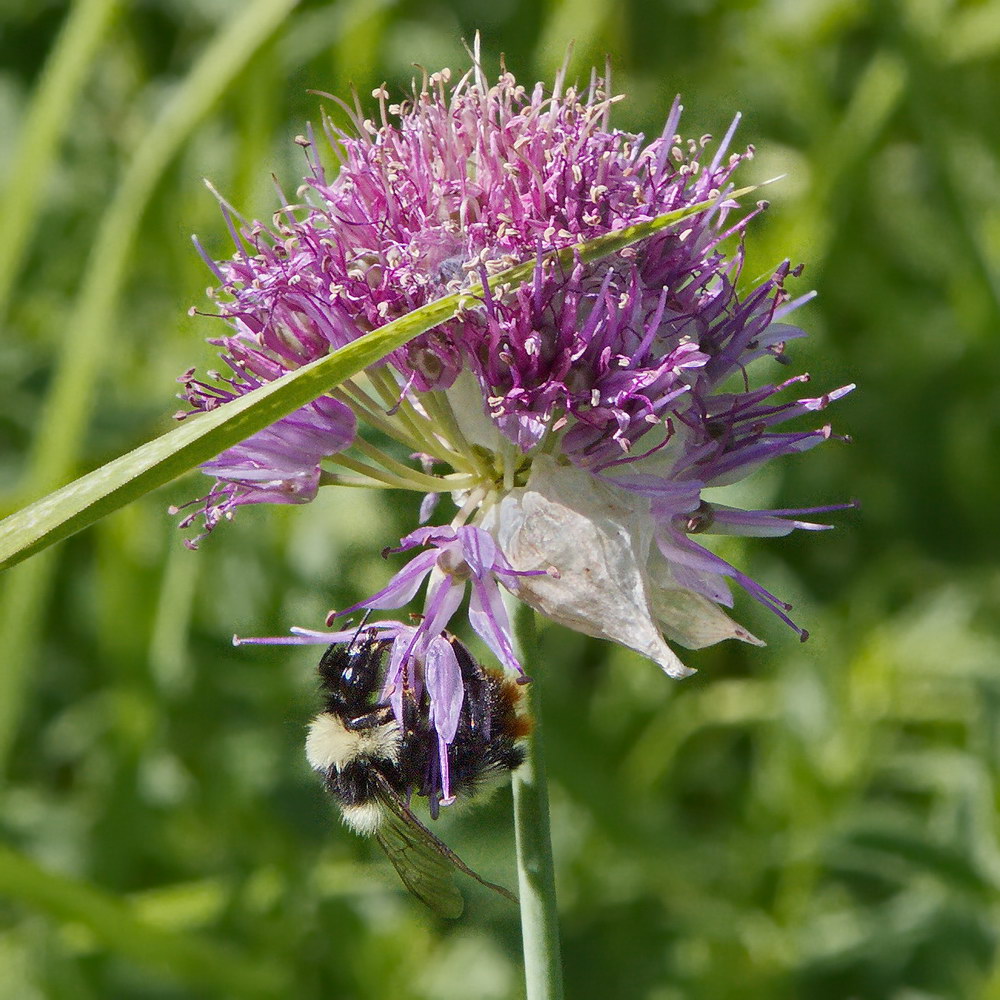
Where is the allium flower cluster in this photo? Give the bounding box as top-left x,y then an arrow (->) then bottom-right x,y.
182,53 -> 853,803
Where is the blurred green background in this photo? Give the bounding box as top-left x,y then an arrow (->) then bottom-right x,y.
2,0 -> 1000,997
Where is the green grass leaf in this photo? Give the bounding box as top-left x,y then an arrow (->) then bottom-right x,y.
0,194 -> 745,573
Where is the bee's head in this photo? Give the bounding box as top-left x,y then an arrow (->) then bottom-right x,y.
318,631 -> 391,714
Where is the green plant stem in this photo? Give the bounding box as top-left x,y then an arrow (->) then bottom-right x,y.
511,602 -> 565,1000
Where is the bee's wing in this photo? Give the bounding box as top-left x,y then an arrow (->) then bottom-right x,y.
374,806 -> 465,919
372,773 -> 517,918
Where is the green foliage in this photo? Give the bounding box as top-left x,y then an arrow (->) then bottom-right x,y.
2,1 -> 1000,997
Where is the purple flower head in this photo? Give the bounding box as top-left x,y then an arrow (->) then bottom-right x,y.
186,46 -> 855,808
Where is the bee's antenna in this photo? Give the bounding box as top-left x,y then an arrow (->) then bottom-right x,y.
345,609 -> 375,654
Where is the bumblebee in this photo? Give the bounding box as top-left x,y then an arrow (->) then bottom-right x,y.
305,627 -> 529,917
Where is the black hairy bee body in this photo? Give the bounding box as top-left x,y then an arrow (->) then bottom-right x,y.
306,628 -> 528,916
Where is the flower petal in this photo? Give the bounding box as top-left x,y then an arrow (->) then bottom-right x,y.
425,635 -> 464,744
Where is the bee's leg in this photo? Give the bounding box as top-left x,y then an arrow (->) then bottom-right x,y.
345,706 -> 394,730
